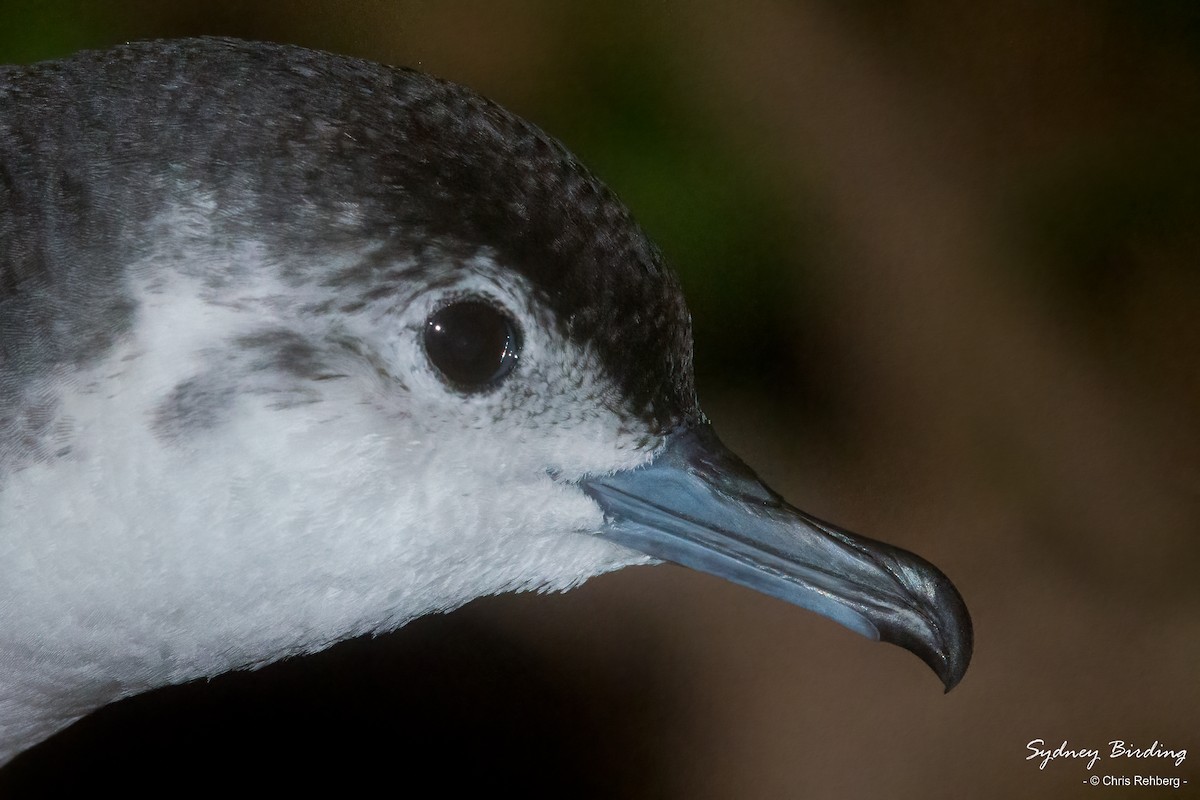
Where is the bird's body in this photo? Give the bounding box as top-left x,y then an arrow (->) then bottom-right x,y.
0,39 -> 970,766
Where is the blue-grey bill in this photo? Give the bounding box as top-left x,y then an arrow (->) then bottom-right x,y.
579,423 -> 972,691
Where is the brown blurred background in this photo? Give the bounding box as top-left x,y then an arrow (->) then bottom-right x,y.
2,2 -> 1197,797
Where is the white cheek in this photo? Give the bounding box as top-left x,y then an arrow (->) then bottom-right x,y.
0,235 -> 660,712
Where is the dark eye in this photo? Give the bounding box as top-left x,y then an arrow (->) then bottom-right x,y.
423,299 -> 522,391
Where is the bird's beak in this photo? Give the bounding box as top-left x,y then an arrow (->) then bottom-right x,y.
579,423 -> 972,691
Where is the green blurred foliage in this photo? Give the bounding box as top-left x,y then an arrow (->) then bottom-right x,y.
0,1 -> 111,61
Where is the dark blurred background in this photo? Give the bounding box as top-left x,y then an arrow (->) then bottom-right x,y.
2,2 -> 1197,797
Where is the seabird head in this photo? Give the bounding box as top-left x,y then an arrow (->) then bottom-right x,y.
0,38 -> 971,765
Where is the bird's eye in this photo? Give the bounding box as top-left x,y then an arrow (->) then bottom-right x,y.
423,299 -> 522,391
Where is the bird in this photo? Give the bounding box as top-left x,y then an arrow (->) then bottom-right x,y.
0,37 -> 971,768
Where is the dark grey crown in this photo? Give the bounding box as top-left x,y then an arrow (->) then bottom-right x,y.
0,37 -> 699,433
